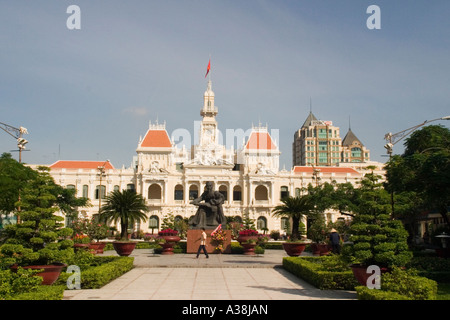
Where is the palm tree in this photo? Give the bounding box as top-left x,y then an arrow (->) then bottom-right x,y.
272,195 -> 316,241
99,189 -> 149,240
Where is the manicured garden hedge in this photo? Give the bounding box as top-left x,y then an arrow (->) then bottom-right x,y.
0,267 -> 66,300
356,267 -> 438,300
8,285 -> 66,300
283,256 -> 358,290
407,256 -> 450,283
56,256 -> 134,289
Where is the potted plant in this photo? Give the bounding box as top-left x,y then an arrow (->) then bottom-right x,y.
341,171 -> 413,286
0,166 -> 77,285
237,229 -> 259,244
211,227 -> 227,253
87,218 -> 109,254
158,228 -> 180,255
241,238 -> 257,255
99,189 -> 149,256
272,195 -> 315,256
307,214 -> 331,256
72,233 -> 91,251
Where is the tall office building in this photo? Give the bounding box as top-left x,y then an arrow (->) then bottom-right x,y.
293,112 -> 370,166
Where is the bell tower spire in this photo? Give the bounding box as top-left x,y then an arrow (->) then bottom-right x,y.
201,80 -> 218,118
199,79 -> 219,147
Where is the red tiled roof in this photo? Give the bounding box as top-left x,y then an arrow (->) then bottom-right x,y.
50,160 -> 115,170
293,166 -> 359,174
140,129 -> 172,148
245,132 -> 277,150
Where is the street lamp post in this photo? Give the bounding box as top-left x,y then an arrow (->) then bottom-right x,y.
97,160 -> 109,213
384,116 -> 450,156
1,122 -> 29,225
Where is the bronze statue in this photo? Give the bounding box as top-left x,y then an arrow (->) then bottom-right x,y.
189,181 -> 226,229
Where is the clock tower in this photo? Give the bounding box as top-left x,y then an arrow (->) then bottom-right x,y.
199,80 -> 218,147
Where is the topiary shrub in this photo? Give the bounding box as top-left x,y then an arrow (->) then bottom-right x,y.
0,167 -> 76,268
341,172 -> 413,269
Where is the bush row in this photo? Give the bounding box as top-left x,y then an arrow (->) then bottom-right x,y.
407,256 -> 450,283
282,256 -> 358,290
0,267 -> 66,300
56,256 -> 134,289
356,267 -> 438,300
8,285 -> 66,300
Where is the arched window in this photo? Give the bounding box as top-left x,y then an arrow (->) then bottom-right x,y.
257,216 -> 267,231
280,186 -> 289,199
219,185 -> 228,201
295,188 -> 301,197
233,185 -> 242,201
189,185 -> 199,200
127,184 -> 136,192
234,216 -> 243,223
82,185 -> 89,198
174,184 -> 184,201
95,185 -> 106,200
114,185 -> 120,192
148,184 -> 162,200
281,217 -> 289,232
255,185 -> 268,201
148,215 -> 159,232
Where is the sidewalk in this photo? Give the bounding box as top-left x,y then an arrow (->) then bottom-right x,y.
63,249 -> 357,300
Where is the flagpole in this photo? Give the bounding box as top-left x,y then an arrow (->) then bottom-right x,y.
209,54 -> 211,83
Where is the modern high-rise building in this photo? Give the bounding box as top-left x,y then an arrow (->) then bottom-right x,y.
292,112 -> 370,167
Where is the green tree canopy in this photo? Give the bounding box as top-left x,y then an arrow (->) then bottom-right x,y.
0,153 -> 37,214
99,189 -> 149,240
385,125 -> 450,229
272,195 -> 315,241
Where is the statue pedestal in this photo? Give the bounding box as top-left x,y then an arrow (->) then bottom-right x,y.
187,229 -> 232,254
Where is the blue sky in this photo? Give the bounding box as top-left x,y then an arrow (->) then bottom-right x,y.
1,1 -> 449,169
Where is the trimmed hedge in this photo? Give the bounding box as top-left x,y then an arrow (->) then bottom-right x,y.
8,285 -> 66,300
283,256 -> 358,290
356,267 -> 438,300
57,256 -> 134,289
0,267 -> 66,300
381,267 -> 437,300
263,242 -> 283,250
356,286 -> 411,300
407,257 -> 450,283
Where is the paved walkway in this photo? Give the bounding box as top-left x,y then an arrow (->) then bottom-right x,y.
63,249 -> 357,300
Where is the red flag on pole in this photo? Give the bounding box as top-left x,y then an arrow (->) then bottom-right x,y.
211,224 -> 221,236
205,59 -> 211,78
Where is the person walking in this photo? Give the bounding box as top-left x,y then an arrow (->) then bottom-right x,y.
329,228 -> 341,254
196,227 -> 209,258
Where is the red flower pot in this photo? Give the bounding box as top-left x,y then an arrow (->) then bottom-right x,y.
282,242 -> 307,257
237,235 -> 258,244
89,242 -> 107,254
241,243 -> 257,255
11,263 -> 67,285
350,264 -> 390,286
113,241 -> 137,256
160,235 -> 181,255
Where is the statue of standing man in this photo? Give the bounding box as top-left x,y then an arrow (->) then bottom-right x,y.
189,182 -> 226,229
